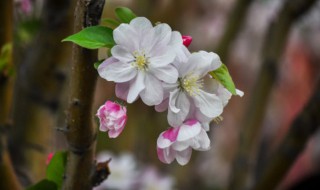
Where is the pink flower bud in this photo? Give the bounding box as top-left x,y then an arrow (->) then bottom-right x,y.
182,35 -> 192,47
46,153 -> 54,165
96,101 -> 127,138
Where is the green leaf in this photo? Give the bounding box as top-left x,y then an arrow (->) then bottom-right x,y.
94,60 -> 104,69
26,179 -> 57,190
102,18 -> 121,29
209,63 -> 236,95
115,7 -> 137,23
62,26 -> 115,49
46,151 -> 68,190
0,43 -> 13,72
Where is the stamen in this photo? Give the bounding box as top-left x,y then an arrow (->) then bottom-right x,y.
213,116 -> 223,124
132,51 -> 148,70
179,73 -> 203,96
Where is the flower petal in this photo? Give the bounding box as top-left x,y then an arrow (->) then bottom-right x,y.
98,60 -> 137,83
175,148 -> 192,166
113,24 -> 138,52
149,50 -> 175,68
198,51 -> 222,72
168,91 -> 190,127
127,72 -> 145,103
193,90 -> 223,118
157,147 -> 175,164
177,121 -> 201,141
115,82 -> 130,101
157,132 -> 174,149
193,129 -> 211,151
155,98 -> 169,112
111,45 -> 134,63
140,74 -> 163,106
150,64 -> 178,84
130,17 -> 153,38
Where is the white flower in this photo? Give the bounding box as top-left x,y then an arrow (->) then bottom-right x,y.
94,152 -> 138,190
156,51 -> 223,127
157,119 -> 210,165
98,17 -> 183,106
96,100 -> 127,138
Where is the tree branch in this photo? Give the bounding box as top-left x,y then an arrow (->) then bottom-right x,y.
62,0 -> 105,189
228,0 -> 318,189
216,0 -> 254,62
9,0 -> 74,185
253,78 -> 320,190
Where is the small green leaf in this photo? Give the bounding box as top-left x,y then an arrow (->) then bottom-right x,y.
209,63 -> 236,95
46,151 -> 67,190
26,179 -> 57,190
94,60 -> 104,69
102,18 -> 121,29
115,7 -> 137,23
0,43 -> 13,72
62,26 -> 115,49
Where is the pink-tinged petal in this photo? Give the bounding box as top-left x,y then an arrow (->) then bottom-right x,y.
149,64 -> 178,84
163,127 -> 180,142
108,128 -> 124,138
105,101 -> 121,112
182,35 -> 192,47
155,98 -> 169,112
157,147 -> 175,164
127,72 -> 146,103
193,90 -> 223,118
168,91 -> 190,127
115,82 -> 130,101
97,57 -> 118,71
113,24 -> 139,52
184,119 -> 198,126
111,45 -> 134,63
140,74 -> 163,106
175,148 -> 192,166
177,121 -> 201,141
98,60 -> 137,83
157,132 -> 175,149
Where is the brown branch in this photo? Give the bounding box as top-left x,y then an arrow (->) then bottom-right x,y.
253,78 -> 320,190
9,0 -> 74,185
0,0 -> 22,189
228,0 -> 318,189
216,0 -> 254,62
62,0 -> 105,189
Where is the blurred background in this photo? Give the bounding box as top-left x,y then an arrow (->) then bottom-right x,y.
1,0 -> 320,189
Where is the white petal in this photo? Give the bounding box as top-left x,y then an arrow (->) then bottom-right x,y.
113,24 -> 138,52
130,17 -> 153,38
150,64 -> 178,84
168,92 -> 190,127
202,122 -> 210,131
169,31 -> 183,46
111,45 -> 134,63
177,122 -> 201,141
155,98 -> 169,112
98,60 -> 136,83
193,90 -> 223,118
115,82 -> 130,101
175,148 -> 192,166
236,89 -> 244,97
172,141 -> 190,151
157,132 -> 174,149
140,74 -> 163,106
193,129 -> 211,151
149,50 -> 175,68
198,51 -> 222,71
127,72 -> 145,103
97,57 -> 118,70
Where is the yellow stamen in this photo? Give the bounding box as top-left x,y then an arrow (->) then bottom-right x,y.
132,51 -> 148,70
180,73 -> 203,96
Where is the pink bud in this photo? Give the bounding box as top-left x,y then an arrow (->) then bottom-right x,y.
96,101 -> 127,138
46,153 -> 54,165
182,35 -> 192,47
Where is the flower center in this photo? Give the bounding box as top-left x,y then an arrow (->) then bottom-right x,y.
132,51 -> 148,70
179,73 -> 203,96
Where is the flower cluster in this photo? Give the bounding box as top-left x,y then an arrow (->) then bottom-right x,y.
96,17 -> 243,165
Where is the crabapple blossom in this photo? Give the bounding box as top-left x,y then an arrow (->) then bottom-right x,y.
157,119 -> 210,165
96,101 -> 127,138
156,51 -> 224,127
98,17 -> 184,106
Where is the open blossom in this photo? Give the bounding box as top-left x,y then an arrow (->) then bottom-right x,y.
98,17 -> 184,106
96,101 -> 127,138
157,119 -> 210,165
156,51 -> 223,127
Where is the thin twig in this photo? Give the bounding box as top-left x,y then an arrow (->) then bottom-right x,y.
228,0 -> 318,189
62,0 -> 105,189
253,77 -> 320,190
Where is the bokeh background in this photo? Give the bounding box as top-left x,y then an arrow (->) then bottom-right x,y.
1,0 -> 320,189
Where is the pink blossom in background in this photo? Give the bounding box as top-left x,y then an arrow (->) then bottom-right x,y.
157,119 -> 210,165
182,35 -> 192,47
46,153 -> 54,165
96,101 -> 127,138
